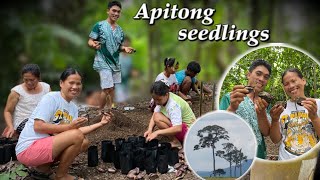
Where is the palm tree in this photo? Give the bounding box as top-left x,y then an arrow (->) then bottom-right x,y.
194,125 -> 229,177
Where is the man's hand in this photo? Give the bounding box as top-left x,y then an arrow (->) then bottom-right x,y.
255,97 -> 268,113
70,117 -> 88,129
303,98 -> 319,121
92,41 -> 101,50
100,112 -> 113,125
123,46 -> 135,54
227,85 -> 249,112
270,104 -> 284,122
88,39 -> 101,50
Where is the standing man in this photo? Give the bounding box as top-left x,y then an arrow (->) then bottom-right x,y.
219,59 -> 272,159
88,1 -> 135,109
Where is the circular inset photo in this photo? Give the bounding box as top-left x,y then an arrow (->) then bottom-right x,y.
184,110 -> 257,179
217,43 -> 320,162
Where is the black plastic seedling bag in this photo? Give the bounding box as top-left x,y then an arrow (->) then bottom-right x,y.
113,149 -> 121,169
6,139 -> 18,161
122,141 -> 134,151
119,150 -> 133,174
88,145 -> 98,167
101,140 -> 114,163
158,142 -> 171,157
133,147 -> 146,171
168,147 -> 179,166
146,139 -> 158,148
3,144 -> 12,163
136,136 -> 146,148
157,153 -> 168,174
144,146 -> 158,174
115,138 -> 125,151
128,136 -> 138,144
0,146 -> 4,164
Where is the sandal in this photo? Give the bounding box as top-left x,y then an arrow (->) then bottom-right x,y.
149,173 -> 159,180
28,168 -> 55,180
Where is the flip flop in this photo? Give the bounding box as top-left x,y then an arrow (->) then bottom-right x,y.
28,168 -> 55,180
149,173 -> 159,180
107,167 -> 117,173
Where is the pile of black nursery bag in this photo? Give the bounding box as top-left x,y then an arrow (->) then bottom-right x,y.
87,136 -> 180,174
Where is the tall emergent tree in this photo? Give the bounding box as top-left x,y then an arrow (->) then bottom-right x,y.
194,125 -> 229,177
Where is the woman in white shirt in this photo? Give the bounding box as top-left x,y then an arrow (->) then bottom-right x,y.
16,68 -> 112,180
270,68 -> 320,160
150,58 -> 190,111
2,64 -> 50,138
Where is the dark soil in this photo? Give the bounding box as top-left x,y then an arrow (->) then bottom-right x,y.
71,93 -> 215,180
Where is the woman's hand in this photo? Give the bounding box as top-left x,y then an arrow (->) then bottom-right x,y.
100,112 -> 113,125
303,98 -> 319,121
143,130 -> 152,138
270,104 -> 284,122
70,117 -> 88,129
146,131 -> 158,142
2,126 -> 15,138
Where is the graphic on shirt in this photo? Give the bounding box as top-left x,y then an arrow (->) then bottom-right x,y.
53,109 -> 73,124
280,110 -> 318,156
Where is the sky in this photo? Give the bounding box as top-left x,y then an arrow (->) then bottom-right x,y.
184,110 -> 257,172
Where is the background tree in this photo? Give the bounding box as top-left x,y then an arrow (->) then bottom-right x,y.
237,149 -> 248,176
231,148 -> 248,177
194,125 -> 229,177
214,168 -> 226,177
216,142 -> 236,177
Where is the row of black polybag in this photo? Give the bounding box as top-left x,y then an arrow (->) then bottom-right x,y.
87,136 -> 180,174
0,137 -> 18,164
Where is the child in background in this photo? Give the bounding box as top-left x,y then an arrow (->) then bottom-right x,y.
175,61 -> 212,102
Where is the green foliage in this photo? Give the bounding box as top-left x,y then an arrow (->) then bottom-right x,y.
219,46 -> 320,103
0,164 -> 28,180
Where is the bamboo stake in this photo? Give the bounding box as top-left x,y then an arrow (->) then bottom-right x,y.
212,82 -> 216,111
200,81 -> 203,116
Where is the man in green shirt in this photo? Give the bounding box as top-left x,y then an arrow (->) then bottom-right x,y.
88,1 -> 135,109
219,59 -> 272,159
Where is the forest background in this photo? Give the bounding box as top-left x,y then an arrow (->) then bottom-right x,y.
0,0 -> 320,127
